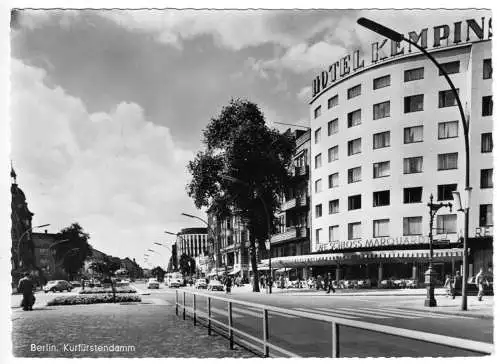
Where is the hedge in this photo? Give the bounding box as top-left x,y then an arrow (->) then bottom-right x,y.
79,287 -> 137,294
47,294 -> 141,306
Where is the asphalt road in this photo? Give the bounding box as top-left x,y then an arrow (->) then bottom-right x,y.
147,287 -> 493,358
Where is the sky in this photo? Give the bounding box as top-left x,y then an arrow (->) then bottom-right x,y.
8,7 -> 492,268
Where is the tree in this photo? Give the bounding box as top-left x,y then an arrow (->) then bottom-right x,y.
52,223 -> 93,281
89,256 -> 121,278
151,266 -> 166,281
187,99 -> 295,292
178,253 -> 195,276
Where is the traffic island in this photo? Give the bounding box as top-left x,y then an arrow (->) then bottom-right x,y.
47,293 -> 141,306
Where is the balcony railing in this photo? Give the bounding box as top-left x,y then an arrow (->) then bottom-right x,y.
293,165 -> 309,177
281,198 -> 296,211
270,226 -> 309,244
296,195 -> 309,207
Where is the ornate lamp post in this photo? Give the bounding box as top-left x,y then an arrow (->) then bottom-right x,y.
357,17 -> 471,311
425,194 -> 452,307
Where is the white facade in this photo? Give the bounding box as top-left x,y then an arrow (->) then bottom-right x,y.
310,40 -> 492,254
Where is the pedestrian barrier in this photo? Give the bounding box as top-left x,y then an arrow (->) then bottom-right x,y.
175,289 -> 494,358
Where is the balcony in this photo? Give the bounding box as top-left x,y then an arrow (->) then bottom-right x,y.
270,226 -> 309,244
296,195 -> 309,208
281,195 -> 309,211
281,198 -> 297,211
293,165 -> 309,178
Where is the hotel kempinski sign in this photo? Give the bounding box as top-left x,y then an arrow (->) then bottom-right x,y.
318,235 -> 432,252
311,16 -> 492,99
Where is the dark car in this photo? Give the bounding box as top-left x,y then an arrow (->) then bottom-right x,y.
43,280 -> 72,293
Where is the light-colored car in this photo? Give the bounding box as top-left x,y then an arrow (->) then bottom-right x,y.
43,280 -> 73,293
146,278 -> 160,289
207,279 -> 224,291
194,279 -> 208,289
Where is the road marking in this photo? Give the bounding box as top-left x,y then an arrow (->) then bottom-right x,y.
293,307 -> 359,319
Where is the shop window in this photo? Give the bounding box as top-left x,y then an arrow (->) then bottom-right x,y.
347,138 -> 362,156
348,166 -> 362,183
328,145 -> 339,162
314,105 -> 321,119
328,173 -> 339,188
373,219 -> 389,238
348,194 -> 362,210
329,199 -> 339,214
437,153 -> 458,170
373,131 -> 390,149
404,125 -> 423,144
348,222 -> 362,240
373,161 -> 390,178
373,190 -> 390,207
403,216 -> 422,235
483,59 -> 492,79
480,169 -> 493,188
437,184 -> 457,201
479,204 -> 493,227
347,84 -> 361,99
436,214 -> 457,234
438,89 -> 459,108
373,101 -> 390,120
328,118 -> 338,135
481,133 -> 493,153
404,67 -> 424,82
404,187 -> 422,203
439,61 -> 460,75
404,94 -> 424,113
482,96 -> 493,116
438,121 -> 458,139
314,153 -> 322,169
315,204 -> 323,218
373,74 -> 391,90
403,156 -> 423,174
329,225 -> 339,242
328,95 -> 339,109
314,127 -> 321,144
347,109 -> 362,128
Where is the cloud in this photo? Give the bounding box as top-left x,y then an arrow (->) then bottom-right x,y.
10,59 -> 196,259
297,86 -> 312,102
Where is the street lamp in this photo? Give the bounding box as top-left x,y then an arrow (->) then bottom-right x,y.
426,194 -> 452,307
357,17 -> 471,311
221,175 -> 273,294
17,223 -> 51,267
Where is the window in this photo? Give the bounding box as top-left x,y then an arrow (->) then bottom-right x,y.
404,94 -> 424,113
437,153 -> 458,170
347,84 -> 361,99
437,184 -> 457,201
348,195 -> 362,210
438,89 -> 459,108
314,153 -> 322,169
329,225 -> 339,242
439,61 -> 460,75
480,169 -> 493,188
403,216 -> 422,235
404,187 -> 423,203
373,75 -> 391,90
328,173 -> 339,188
315,204 -> 323,218
403,156 -> 423,174
438,121 -> 459,139
404,67 -> 424,82
348,222 -> 362,240
348,166 -> 362,183
480,204 -> 493,227
436,214 -> 457,234
373,219 -> 389,238
329,199 -> 339,214
482,96 -> 493,116
373,161 -> 390,178
328,145 -> 339,162
373,190 -> 390,207
315,228 -> 322,244
314,179 -> 322,193
328,95 -> 339,109
481,133 -> 493,153
347,138 -> 362,156
404,125 -> 424,144
347,109 -> 361,128
373,131 -> 390,149
373,101 -> 390,120
314,128 -> 321,144
314,105 -> 321,119
483,59 -> 492,79
328,119 -> 338,135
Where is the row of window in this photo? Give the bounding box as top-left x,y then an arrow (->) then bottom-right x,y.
314,165 -> 492,192
316,204 -> 492,242
314,131 -> 492,166
313,59 -> 492,119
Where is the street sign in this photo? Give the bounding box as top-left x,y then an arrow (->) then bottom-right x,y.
265,239 -> 270,250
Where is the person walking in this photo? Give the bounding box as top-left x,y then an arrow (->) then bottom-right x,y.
326,273 -> 336,294
475,268 -> 489,301
225,275 -> 232,294
451,270 -> 462,300
443,274 -> 452,297
18,272 -> 35,311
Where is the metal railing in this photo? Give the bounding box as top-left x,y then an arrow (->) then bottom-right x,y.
175,289 -> 493,358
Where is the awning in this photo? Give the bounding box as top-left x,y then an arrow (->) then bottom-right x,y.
228,268 -> 241,275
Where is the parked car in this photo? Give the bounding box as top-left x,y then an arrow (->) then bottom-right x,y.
356,279 -> 371,289
43,280 -> 73,293
146,278 -> 160,289
194,279 -> 208,289
379,279 -> 393,289
69,281 -> 81,288
405,279 -> 418,289
207,279 -> 224,291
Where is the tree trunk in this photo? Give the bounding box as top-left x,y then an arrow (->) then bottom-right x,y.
249,234 -> 260,293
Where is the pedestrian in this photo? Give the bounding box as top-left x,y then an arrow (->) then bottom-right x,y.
443,274 -> 452,297
18,272 -> 35,311
475,268 -> 489,301
326,273 -> 336,294
451,270 -> 462,300
225,275 -> 232,294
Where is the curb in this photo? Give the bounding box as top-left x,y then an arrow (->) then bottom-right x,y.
407,307 -> 494,319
